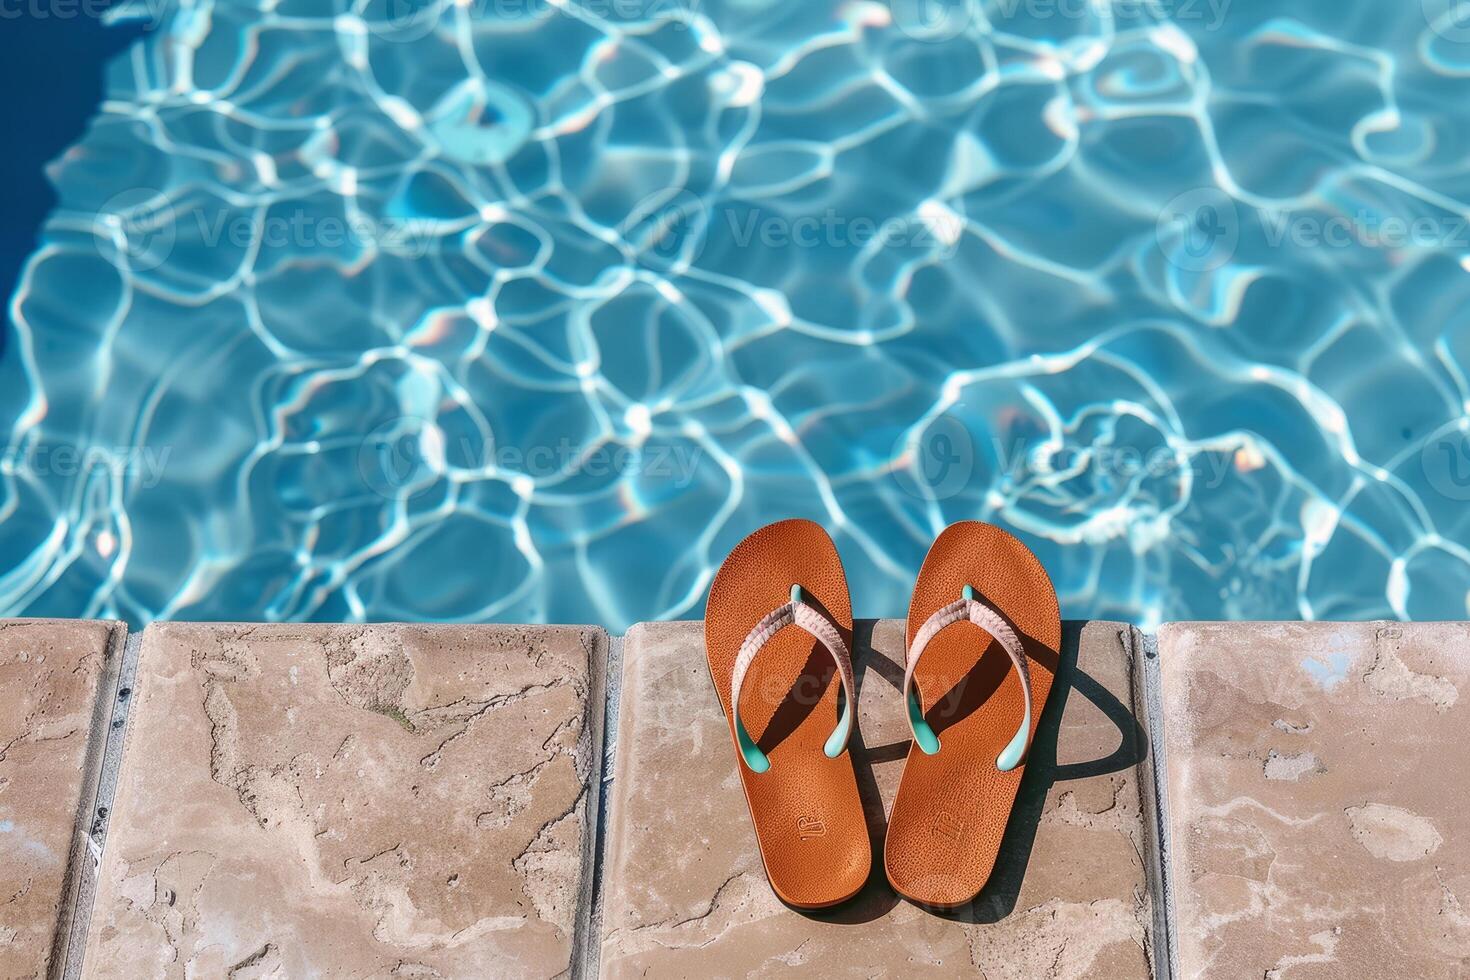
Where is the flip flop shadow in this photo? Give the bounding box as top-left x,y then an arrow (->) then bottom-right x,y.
796,620 -> 1148,925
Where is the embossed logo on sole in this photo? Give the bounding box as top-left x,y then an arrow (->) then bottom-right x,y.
933,809 -> 965,843
797,816 -> 826,840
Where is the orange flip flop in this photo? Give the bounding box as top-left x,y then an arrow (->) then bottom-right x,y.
884,521 -> 1060,908
705,519 -> 870,908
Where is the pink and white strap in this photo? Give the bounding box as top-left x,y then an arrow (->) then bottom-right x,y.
729,586 -> 854,773
904,585 -> 1033,771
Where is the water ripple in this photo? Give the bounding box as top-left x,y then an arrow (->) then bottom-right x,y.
5,0 -> 1470,628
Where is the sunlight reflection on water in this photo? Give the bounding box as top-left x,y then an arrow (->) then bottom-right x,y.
4,0 -> 1470,628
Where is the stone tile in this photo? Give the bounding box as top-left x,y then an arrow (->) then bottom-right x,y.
1160,622 -> 1470,979
0,620 -> 124,980
83,623 -> 605,979
600,620 -> 1155,978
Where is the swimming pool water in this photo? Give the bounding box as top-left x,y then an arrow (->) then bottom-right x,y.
4,0 -> 1470,628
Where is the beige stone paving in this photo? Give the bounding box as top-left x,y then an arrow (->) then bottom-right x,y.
1161,621 -> 1470,980
48,615 -> 1467,978
82,623 -> 605,979
0,620 -> 123,980
599,619 -> 1155,979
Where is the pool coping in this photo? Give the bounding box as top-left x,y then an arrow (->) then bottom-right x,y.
53,619 -> 1193,979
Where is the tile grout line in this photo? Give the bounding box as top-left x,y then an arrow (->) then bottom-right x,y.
1138,629 -> 1177,980
576,631 -> 623,980
47,622 -> 124,980
61,626 -> 142,980
566,629 -> 612,980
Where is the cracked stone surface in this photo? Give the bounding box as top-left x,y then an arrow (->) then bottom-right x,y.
1160,622 -> 1470,979
82,623 -> 604,979
0,619 -> 121,980
600,620 -> 1154,978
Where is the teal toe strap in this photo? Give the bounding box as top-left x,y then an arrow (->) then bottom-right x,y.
728,586 -> 856,774
906,684 -> 941,755
995,714 -> 1030,771
824,697 -> 853,759
735,716 -> 771,773
903,584 -> 1034,771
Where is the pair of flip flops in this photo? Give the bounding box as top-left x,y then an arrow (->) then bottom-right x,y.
705,519 -> 1059,909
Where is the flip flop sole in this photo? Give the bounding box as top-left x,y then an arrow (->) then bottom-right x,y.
884,521 -> 1060,908
705,519 -> 870,909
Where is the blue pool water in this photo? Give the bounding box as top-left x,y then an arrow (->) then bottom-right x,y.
4,0 -> 1470,628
